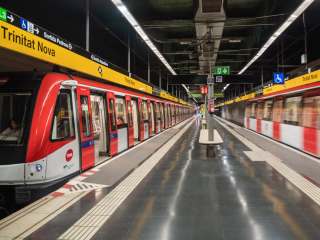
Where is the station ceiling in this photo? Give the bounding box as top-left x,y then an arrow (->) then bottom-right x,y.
1,0 -> 319,102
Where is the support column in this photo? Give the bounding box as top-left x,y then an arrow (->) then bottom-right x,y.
166,74 -> 169,91
159,70 -> 162,89
303,12 -> 308,70
85,0 -> 90,51
261,66 -> 264,87
128,31 -> 131,77
147,52 -> 150,83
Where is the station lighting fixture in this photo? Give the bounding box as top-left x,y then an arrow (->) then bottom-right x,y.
110,0 -> 176,75
110,0 -> 197,103
238,0 -> 315,75
222,84 -> 230,92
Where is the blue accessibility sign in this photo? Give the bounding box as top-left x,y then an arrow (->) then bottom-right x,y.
273,72 -> 285,84
20,18 -> 28,30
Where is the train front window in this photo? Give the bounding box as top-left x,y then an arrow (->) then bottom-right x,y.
51,90 -> 75,141
0,93 -> 31,144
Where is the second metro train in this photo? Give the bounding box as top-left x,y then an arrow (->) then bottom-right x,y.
221,77 -> 320,158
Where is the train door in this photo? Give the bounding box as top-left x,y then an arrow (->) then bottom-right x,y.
155,102 -> 160,133
106,92 -> 118,156
115,96 -> 128,153
126,96 -> 134,147
142,100 -> 149,140
164,103 -> 169,128
160,103 -> 165,130
131,98 -> 139,144
77,87 -> 95,171
46,86 -> 81,181
149,101 -> 155,135
90,94 -> 108,164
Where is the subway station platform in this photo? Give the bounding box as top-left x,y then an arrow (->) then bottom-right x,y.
1,117 -> 320,240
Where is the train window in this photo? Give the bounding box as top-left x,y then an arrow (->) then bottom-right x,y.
302,96 -> 320,129
245,104 -> 251,118
142,101 -> 148,121
284,96 -> 302,125
109,99 -> 117,131
257,103 -> 264,119
250,103 -> 256,118
0,93 -> 31,144
80,96 -> 91,137
127,100 -> 133,127
272,100 -> 283,122
51,90 -> 75,141
263,100 -> 273,121
155,103 -> 160,119
116,97 -> 127,126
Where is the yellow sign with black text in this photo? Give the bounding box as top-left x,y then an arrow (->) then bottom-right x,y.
263,70 -> 320,96
0,21 -> 153,94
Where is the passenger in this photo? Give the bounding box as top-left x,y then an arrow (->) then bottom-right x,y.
117,116 -> 124,125
0,119 -> 21,141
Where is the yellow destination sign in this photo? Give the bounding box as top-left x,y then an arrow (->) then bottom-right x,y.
0,21 -> 153,94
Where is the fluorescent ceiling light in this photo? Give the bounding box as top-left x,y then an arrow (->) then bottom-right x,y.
222,84 -> 230,92
238,0 -> 314,75
110,0 -> 176,76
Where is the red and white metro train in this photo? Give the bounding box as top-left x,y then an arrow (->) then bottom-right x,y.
222,78 -> 320,158
0,72 -> 193,201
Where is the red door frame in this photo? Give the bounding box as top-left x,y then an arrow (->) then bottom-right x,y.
138,98 -> 145,141
147,100 -> 152,136
126,96 -> 134,147
160,103 -> 165,130
106,92 -> 118,156
77,87 -> 95,171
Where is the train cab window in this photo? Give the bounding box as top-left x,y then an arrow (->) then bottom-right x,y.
302,96 -> 320,129
115,97 -> 128,126
284,96 -> 302,125
109,99 -> 117,131
142,101 -> 148,121
250,103 -> 256,118
51,90 -> 75,141
0,93 -> 31,144
80,96 -> 91,137
263,100 -> 273,121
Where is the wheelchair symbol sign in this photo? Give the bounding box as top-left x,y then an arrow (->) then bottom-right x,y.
273,72 -> 284,84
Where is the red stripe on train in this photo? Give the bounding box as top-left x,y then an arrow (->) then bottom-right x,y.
273,122 -> 281,140
256,119 -> 261,133
303,127 -> 317,155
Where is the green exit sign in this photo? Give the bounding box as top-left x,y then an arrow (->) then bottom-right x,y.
213,66 -> 230,76
0,7 -> 7,22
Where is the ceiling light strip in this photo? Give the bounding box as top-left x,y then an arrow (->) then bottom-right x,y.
110,0 -> 176,75
238,0 -> 314,75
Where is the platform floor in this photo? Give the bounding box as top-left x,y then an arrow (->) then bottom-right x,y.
2,117 -> 320,240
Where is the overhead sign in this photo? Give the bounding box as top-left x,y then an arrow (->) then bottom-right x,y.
0,7 -> 6,22
273,72 -> 285,84
213,66 -> 230,76
0,6 -> 154,95
215,76 -> 223,83
214,92 -> 224,98
200,85 -> 208,95
207,76 -> 214,84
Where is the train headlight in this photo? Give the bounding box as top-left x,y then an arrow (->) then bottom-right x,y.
35,164 -> 43,172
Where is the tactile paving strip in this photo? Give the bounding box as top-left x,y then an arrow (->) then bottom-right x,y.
58,119 -> 195,240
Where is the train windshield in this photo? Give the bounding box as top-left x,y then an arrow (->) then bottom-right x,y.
0,93 -> 32,145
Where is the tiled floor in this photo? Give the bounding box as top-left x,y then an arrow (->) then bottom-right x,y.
27,119 -> 320,239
